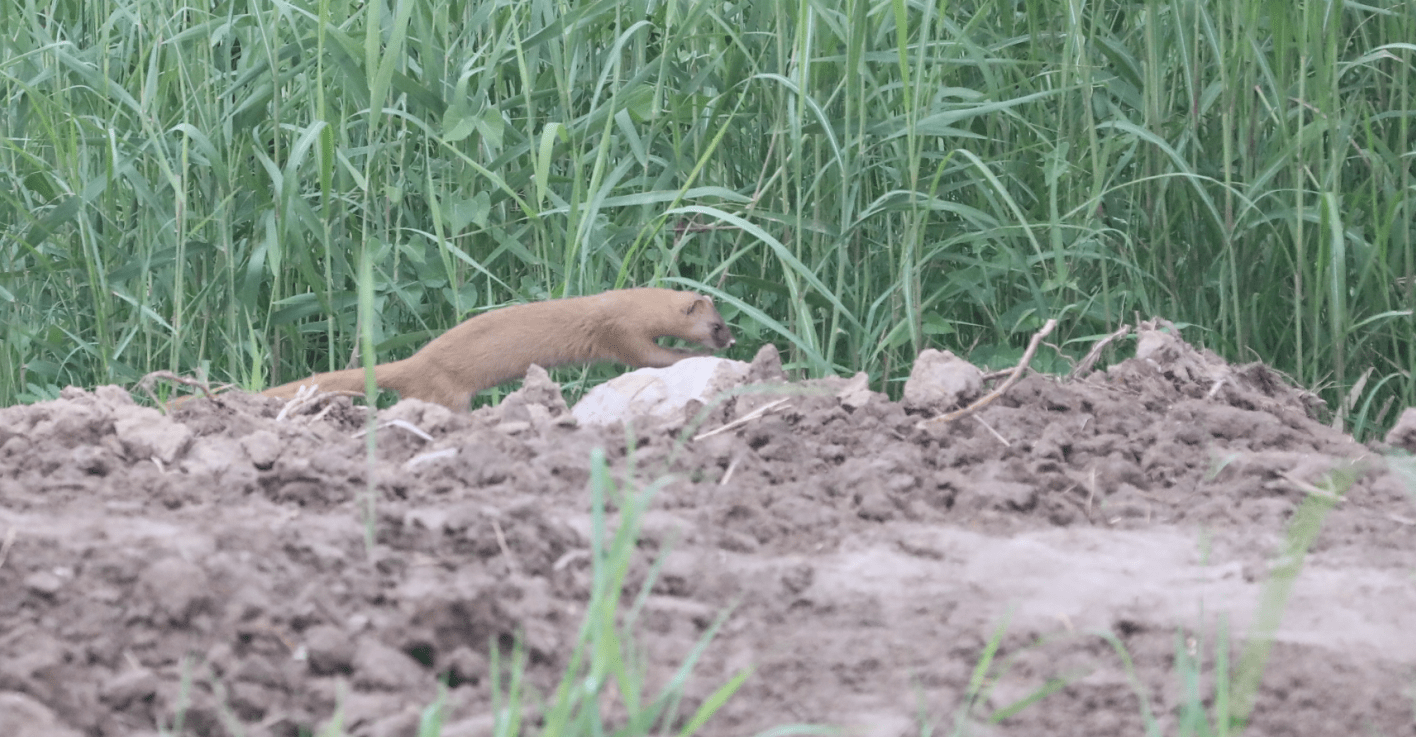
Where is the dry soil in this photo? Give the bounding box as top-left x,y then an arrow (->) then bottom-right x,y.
1,326 -> 1413,737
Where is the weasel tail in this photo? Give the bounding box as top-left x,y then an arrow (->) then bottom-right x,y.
261,288 -> 735,411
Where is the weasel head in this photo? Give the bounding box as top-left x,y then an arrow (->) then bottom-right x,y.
682,294 -> 736,350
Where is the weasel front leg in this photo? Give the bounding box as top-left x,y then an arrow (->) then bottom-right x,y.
623,342 -> 709,368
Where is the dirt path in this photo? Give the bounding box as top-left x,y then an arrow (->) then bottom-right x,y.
0,327 -> 1412,736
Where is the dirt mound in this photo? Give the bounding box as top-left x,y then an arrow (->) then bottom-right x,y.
0,324 -> 1413,736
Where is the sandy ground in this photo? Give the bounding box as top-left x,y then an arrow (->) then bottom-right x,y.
0,325 -> 1413,736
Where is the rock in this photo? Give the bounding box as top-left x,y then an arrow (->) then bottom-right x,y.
353,639 -> 427,691
442,646 -> 487,686
856,488 -> 896,521
70,445 -> 115,476
747,343 -> 788,383
304,625 -> 355,676
1384,407 -> 1416,452
442,714 -> 497,737
112,406 -> 192,464
958,478 -> 1037,512
99,668 -> 159,709
903,349 -> 982,413
138,557 -> 211,626
179,436 -> 241,479
837,371 -> 874,410
93,384 -> 136,409
572,357 -> 751,427
494,365 -> 573,430
239,430 -> 282,469
381,399 -> 466,435
363,705 -> 422,737
23,569 -> 67,596
0,691 -> 83,737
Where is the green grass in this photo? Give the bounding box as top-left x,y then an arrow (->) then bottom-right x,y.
520,446 -> 755,736
1,0 -> 1413,426
358,446 -> 774,736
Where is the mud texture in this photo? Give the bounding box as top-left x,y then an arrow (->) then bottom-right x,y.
1,327 -> 1413,737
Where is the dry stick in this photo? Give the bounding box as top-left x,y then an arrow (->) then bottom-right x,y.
0,526 -> 16,569
1086,467 -> 1097,517
972,415 -> 1011,446
351,419 -> 434,441
491,518 -> 517,572
980,368 -> 1013,382
274,384 -> 319,422
917,318 -> 1057,428
720,456 -> 741,486
137,370 -> 226,410
405,448 -> 458,470
1070,324 -> 1131,379
273,384 -> 361,422
693,398 -> 792,441
553,549 -> 590,572
1280,471 -> 1344,503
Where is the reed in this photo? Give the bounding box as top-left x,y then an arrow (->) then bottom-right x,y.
2,0 -> 1412,434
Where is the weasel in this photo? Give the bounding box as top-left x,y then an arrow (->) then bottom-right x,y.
261,288 -> 735,411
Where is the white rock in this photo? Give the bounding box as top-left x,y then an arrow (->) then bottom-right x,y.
572,357 -> 751,427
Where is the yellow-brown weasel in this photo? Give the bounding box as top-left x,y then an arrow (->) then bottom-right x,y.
261,288 -> 735,411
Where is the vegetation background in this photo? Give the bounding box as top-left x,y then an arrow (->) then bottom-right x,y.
2,0 -> 1413,437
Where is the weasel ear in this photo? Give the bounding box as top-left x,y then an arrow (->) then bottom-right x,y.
685,294 -> 712,314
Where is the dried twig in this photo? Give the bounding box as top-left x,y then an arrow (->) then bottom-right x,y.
917,318 -> 1057,427
491,518 -> 517,572
273,384 -> 362,422
553,549 -> 590,571
405,448 -> 458,470
720,456 -> 741,486
1279,471 -> 1344,502
0,526 -> 15,569
137,370 -> 228,411
980,368 -> 1013,382
694,398 -> 791,441
351,419 -> 434,441
1070,325 -> 1131,378
972,415 -> 1011,446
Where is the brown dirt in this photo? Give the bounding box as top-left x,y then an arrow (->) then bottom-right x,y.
1,327 -> 1414,737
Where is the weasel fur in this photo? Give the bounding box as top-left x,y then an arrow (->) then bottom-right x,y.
261,288 -> 735,410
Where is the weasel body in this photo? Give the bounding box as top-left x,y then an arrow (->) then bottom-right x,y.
261,288 -> 735,410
